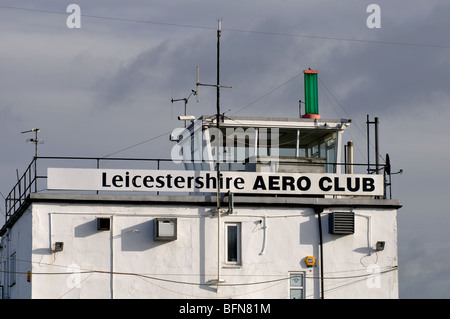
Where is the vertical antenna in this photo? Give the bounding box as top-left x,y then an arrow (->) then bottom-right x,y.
22,128 -> 43,193
216,17 -> 222,292
366,115 -> 380,174
366,115 -> 370,174
194,22 -> 232,272
196,66 -> 200,102
21,128 -> 43,158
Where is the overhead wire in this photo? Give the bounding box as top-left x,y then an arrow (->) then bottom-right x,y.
0,4 -> 449,49
318,77 -> 368,162
229,71 -> 302,115
0,265 -> 398,286
1,252 -> 398,297
0,4 -> 445,160
101,130 -> 172,158
318,77 -> 386,164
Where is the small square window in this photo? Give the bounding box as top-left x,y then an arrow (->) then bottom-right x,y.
97,217 -> 111,231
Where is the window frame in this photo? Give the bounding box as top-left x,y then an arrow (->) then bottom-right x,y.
289,272 -> 306,299
9,252 -> 16,287
224,222 -> 242,265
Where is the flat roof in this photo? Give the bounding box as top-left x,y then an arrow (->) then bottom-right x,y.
200,115 -> 351,123
198,115 -> 351,130
29,192 -> 400,209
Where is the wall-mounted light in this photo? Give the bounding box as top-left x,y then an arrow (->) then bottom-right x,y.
53,242 -> 64,252
178,115 -> 196,121
376,241 -> 385,251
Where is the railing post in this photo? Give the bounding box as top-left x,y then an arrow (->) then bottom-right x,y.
34,157 -> 38,193
96,158 -> 100,195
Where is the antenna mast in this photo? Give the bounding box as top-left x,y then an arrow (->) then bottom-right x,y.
195,18 -> 232,290
21,128 -> 44,193
215,18 -> 223,291
21,128 -> 44,158
195,18 -> 231,212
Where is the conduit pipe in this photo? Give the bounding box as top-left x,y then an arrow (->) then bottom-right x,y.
315,208 -> 325,299
260,216 -> 267,255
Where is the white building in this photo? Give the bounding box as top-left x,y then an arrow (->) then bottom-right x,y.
0,71 -> 401,299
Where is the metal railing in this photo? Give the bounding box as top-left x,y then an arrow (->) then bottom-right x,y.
4,156 -> 393,226
4,158 -> 38,223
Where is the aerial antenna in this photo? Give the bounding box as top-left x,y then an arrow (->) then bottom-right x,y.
171,89 -> 197,128
21,128 -> 44,158
196,66 -> 200,102
199,18 -> 232,290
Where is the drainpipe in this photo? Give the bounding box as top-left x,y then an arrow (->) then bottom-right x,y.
315,208 -> 324,299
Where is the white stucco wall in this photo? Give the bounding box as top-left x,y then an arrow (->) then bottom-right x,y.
322,208 -> 399,298
0,208 -> 32,299
22,199 -> 398,299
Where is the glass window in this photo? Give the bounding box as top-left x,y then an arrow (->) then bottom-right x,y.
10,253 -> 16,287
290,273 -> 304,286
325,133 -> 337,173
289,272 -> 305,299
226,223 -> 241,264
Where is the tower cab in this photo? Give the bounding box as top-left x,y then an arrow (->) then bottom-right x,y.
173,115 -> 351,175
171,69 -> 351,176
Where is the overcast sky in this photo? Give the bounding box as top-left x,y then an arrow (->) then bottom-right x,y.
1,0 -> 449,298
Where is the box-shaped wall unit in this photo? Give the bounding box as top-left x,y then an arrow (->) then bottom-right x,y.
154,218 -> 177,241
328,212 -> 354,235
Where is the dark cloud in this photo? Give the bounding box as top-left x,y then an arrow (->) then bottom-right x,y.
1,0 -> 449,298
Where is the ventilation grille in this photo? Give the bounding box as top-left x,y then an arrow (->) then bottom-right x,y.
329,212 -> 354,235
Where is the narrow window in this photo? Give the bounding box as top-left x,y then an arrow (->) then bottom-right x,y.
289,272 -> 305,299
226,223 -> 241,264
10,253 -> 16,287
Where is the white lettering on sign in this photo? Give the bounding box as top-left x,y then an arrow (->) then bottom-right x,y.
47,168 -> 384,196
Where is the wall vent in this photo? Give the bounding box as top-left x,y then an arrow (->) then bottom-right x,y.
154,218 -> 177,241
329,212 -> 354,235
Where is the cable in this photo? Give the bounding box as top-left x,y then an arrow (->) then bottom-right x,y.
225,27 -> 450,49
1,5 -> 449,49
0,265 -> 398,286
0,4 -> 215,31
100,70 -> 298,158
230,72 -> 302,115
318,77 -> 387,164
101,130 -> 172,158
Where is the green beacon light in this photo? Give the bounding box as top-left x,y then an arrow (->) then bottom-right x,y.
302,69 -> 320,119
